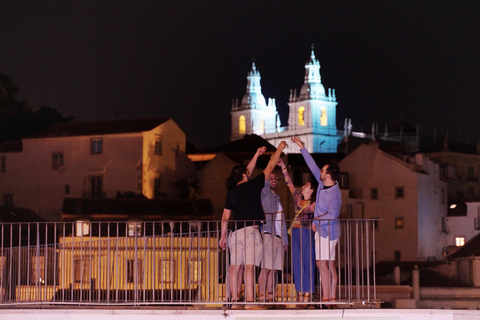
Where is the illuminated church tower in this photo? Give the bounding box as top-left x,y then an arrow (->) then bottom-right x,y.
230,62 -> 279,141
231,46 -> 341,153
282,46 -> 340,153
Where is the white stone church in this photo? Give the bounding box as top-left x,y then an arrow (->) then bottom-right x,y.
230,46 -> 342,153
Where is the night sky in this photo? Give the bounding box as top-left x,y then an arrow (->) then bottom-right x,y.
1,1 -> 480,149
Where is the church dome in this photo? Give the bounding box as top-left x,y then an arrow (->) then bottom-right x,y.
299,82 -> 325,100
240,62 -> 267,109
241,91 -> 266,108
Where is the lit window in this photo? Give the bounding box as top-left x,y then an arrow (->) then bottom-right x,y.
260,118 -> 265,131
395,187 -> 404,199
189,260 -> 202,283
371,188 -> 378,200
155,137 -> 162,155
0,156 -> 5,172
239,115 -> 246,134
159,259 -> 175,283
128,220 -> 143,237
395,217 -> 404,229
320,108 -> 327,126
298,107 -> 305,126
3,194 -> 13,206
455,236 -> 465,247
52,152 -> 64,169
90,138 -> 103,154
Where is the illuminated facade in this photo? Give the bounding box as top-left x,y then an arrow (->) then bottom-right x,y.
0,118 -> 197,221
231,47 -> 342,153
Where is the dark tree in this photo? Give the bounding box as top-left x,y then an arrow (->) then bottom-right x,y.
0,73 -> 73,144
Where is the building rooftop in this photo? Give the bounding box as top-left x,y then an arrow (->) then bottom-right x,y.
32,118 -> 171,138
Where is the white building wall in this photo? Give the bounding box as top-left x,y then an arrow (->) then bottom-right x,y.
416,163 -> 448,260
339,143 -> 447,262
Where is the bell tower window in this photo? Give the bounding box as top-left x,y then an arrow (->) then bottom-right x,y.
298,107 -> 305,126
320,108 -> 327,126
239,115 -> 246,135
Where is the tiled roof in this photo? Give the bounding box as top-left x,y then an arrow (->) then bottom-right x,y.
206,134 -> 276,153
61,198 -> 215,221
448,232 -> 480,259
0,206 -> 45,222
32,118 -> 171,138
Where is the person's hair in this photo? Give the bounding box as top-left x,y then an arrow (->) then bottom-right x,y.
225,164 -> 247,191
309,179 -> 318,203
326,163 -> 340,181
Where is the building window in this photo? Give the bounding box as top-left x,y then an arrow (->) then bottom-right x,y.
0,156 -> 5,172
3,194 -> 13,206
455,236 -> 465,247
320,108 -> 327,126
395,217 -> 404,229
467,167 -> 475,181
468,186 -> 475,196
239,115 -> 246,134
155,137 -> 162,155
52,152 -> 64,169
90,176 -> 103,198
74,258 -> 90,283
260,118 -> 265,132
188,260 -> 202,283
298,107 -> 305,126
175,144 -> 180,158
90,138 -> 103,154
371,188 -> 378,200
394,250 -> 401,262
127,259 -> 143,283
395,187 -> 404,199
337,172 -> 348,188
154,176 -> 161,198
159,259 -> 175,283
65,184 -> 70,195
372,219 -> 379,230
346,204 -> 353,218
441,189 -> 445,204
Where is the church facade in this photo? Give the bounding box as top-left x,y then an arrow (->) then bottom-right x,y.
230,47 -> 343,153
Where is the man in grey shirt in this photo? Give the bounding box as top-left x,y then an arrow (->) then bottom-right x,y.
258,172 -> 288,302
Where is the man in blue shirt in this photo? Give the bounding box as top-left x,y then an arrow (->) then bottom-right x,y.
292,137 -> 342,303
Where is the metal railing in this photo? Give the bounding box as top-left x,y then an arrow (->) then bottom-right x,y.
0,219 -> 379,307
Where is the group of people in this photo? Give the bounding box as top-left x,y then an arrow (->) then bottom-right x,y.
218,137 -> 342,308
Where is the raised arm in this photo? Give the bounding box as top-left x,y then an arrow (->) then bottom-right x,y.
246,146 -> 266,178
277,158 -> 296,195
263,141 -> 287,179
292,137 -> 321,183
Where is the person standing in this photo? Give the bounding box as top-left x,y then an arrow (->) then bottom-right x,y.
219,141 -> 287,305
277,158 -> 316,307
292,137 -> 342,303
258,172 -> 288,303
